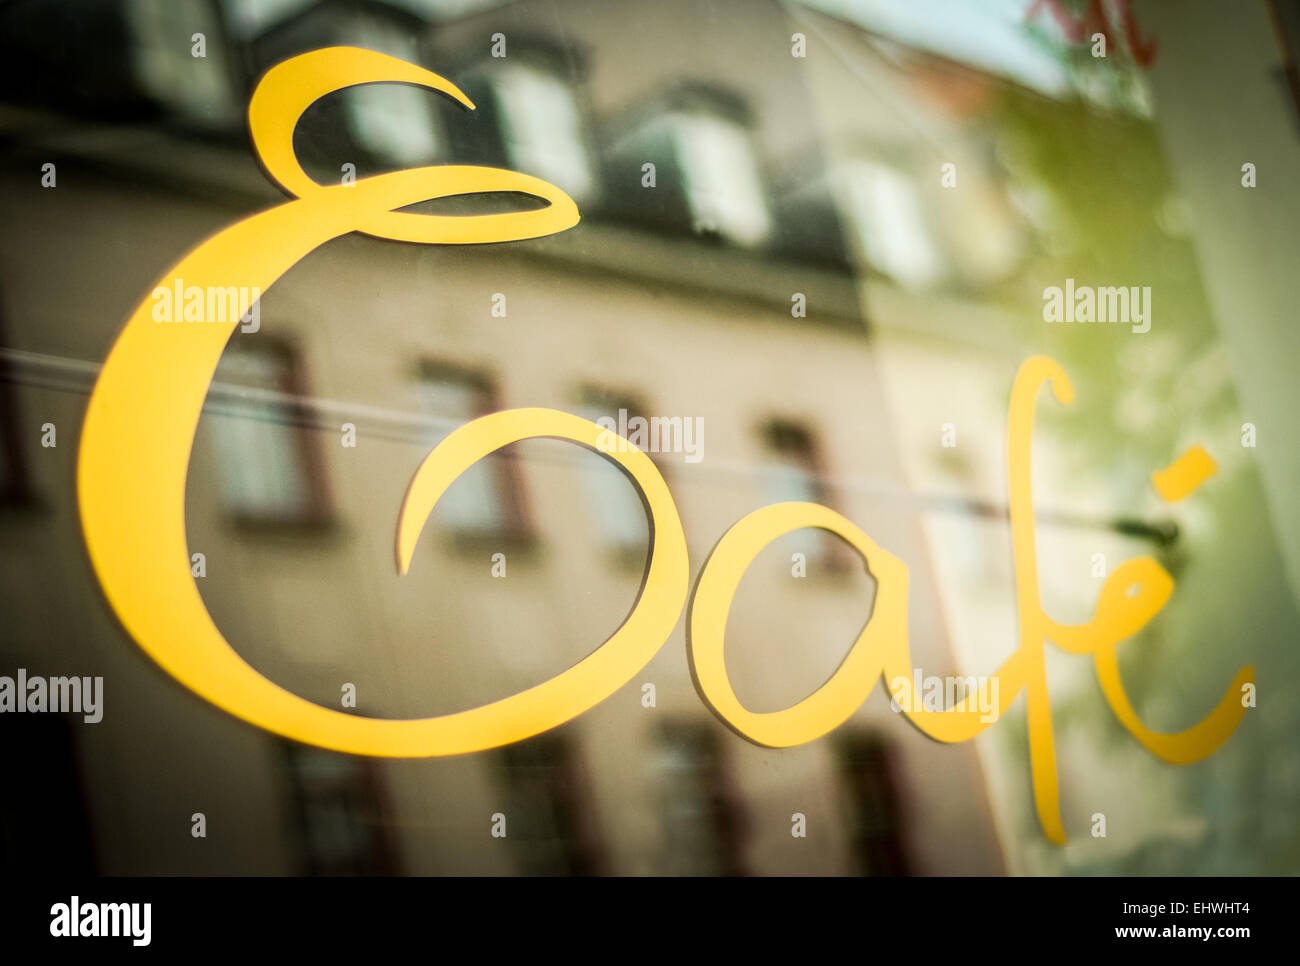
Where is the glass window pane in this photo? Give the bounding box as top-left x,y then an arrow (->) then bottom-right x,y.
653,724 -> 744,876
759,423 -> 832,563
495,64 -> 594,202
212,345 -> 313,522
126,0 -> 237,123
842,161 -> 941,288
416,371 -> 508,536
676,112 -> 771,247
576,398 -> 649,552
341,21 -> 442,164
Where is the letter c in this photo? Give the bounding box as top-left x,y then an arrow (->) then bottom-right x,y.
76,48 -> 632,755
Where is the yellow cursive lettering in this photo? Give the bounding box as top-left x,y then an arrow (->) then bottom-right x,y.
77,48 -> 1252,844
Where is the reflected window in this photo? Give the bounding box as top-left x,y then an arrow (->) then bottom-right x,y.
576,387 -> 651,558
283,744 -> 397,876
757,420 -> 839,567
1271,0 -> 1300,118
605,85 -> 770,247
653,722 -> 746,875
0,358 -> 32,506
490,61 -> 595,203
224,0 -> 314,39
339,17 -> 443,165
835,732 -> 909,875
126,0 -> 239,125
0,421 -> 10,496
495,734 -> 603,875
416,362 -> 526,540
840,160 -> 942,288
210,340 -> 328,526
674,109 -> 772,247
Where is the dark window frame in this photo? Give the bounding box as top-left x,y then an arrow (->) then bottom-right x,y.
653,719 -> 749,876
280,741 -> 402,876
834,730 -> 910,876
0,297 -> 37,508
493,730 -> 606,876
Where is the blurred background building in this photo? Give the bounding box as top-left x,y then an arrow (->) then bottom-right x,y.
0,0 -> 1296,875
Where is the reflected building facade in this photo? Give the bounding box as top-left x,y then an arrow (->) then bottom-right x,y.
3,0 -> 1294,876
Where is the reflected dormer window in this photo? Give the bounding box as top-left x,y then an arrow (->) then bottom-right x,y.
224,0 -> 314,39
487,61 -> 596,204
608,86 -> 772,248
674,110 -> 771,247
839,160 -> 942,288
126,0 -> 239,126
341,18 -> 443,165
